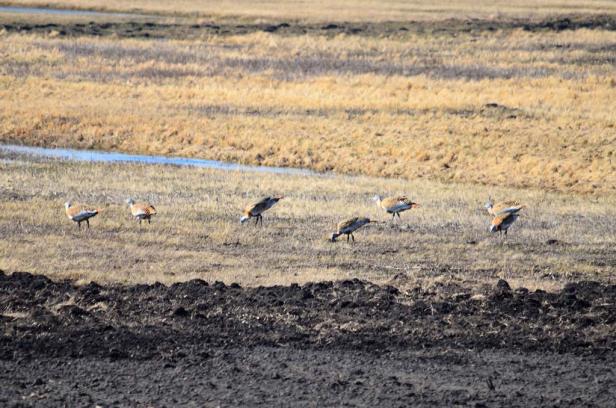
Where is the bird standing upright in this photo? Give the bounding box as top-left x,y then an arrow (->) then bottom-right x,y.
240,196 -> 284,226
330,217 -> 374,242
65,201 -> 101,229
126,198 -> 157,224
373,195 -> 419,221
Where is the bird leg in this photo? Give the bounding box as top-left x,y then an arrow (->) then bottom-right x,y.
77,221 -> 81,229
148,218 -> 151,224
139,219 -> 142,225
351,233 -> 355,242
86,219 -> 90,229
346,234 -> 350,242
259,215 -> 263,226
396,212 -> 401,219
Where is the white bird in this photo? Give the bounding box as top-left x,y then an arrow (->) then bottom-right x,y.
65,201 -> 101,229
240,196 -> 284,226
126,198 -> 157,224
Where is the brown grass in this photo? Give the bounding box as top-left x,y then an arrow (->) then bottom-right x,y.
1,29 -> 615,194
1,151 -> 614,291
3,0 -> 616,21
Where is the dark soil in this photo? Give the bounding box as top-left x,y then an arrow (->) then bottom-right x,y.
1,15 -> 616,39
1,271 -> 616,406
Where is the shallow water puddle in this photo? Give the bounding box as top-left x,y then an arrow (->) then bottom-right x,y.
0,6 -> 147,18
0,144 -> 318,176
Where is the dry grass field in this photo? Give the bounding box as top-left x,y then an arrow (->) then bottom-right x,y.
1,3 -> 615,290
1,151 -> 614,290
3,0 -> 616,20
1,26 -> 615,194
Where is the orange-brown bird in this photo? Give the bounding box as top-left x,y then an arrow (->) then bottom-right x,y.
240,196 -> 283,226
330,217 -> 375,242
65,201 -> 101,229
489,207 -> 523,236
126,198 -> 157,224
484,196 -> 524,216
373,195 -> 419,221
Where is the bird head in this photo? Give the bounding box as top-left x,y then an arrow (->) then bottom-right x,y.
240,215 -> 249,224
484,196 -> 494,210
330,233 -> 338,242
126,198 -> 135,206
372,195 -> 382,203
64,201 -> 72,209
489,224 -> 498,233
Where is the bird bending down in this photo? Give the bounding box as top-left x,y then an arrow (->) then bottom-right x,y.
240,196 -> 284,226
65,201 -> 101,229
126,198 -> 157,224
373,195 -> 419,221
330,217 -> 374,242
484,196 -> 524,216
489,207 -> 524,236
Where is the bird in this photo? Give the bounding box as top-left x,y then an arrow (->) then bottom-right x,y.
373,195 -> 420,221
240,196 -> 284,226
484,196 -> 524,216
330,217 -> 375,242
126,198 -> 157,224
489,207 -> 524,236
64,201 -> 101,229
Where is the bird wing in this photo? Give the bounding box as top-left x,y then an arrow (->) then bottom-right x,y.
491,211 -> 516,227
381,196 -> 412,211
67,205 -> 98,221
132,203 -> 156,216
337,217 -> 359,232
245,197 -> 272,216
492,200 -> 523,214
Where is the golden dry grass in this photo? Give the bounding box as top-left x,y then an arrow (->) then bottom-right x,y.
1,28 -> 615,194
3,0 -> 616,21
1,151 -> 614,291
